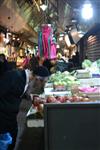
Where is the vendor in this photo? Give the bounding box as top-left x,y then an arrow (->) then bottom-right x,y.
0,66 -> 49,150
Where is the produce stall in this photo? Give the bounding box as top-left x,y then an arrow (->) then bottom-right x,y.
17,58 -> 100,150
43,59 -> 100,150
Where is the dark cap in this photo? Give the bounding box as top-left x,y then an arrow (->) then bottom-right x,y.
33,66 -> 50,77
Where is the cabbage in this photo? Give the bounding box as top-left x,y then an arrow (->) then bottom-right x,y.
82,59 -> 92,69
49,71 -> 79,87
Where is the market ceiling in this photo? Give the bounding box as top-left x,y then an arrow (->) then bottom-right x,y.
0,0 -> 44,44
57,0 -> 100,32
0,0 -> 100,44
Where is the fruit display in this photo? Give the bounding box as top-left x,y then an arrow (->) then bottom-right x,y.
31,63 -> 100,112
45,95 -> 91,103
31,93 -> 99,114
32,94 -> 92,108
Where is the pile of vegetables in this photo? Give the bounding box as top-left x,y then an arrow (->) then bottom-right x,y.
49,71 -> 80,89
82,59 -> 100,72
82,59 -> 92,69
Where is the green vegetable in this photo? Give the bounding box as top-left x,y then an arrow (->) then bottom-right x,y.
82,59 -> 92,69
49,71 -> 79,88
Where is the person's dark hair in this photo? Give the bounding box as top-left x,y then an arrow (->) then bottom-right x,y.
0,53 -> 6,62
43,59 -> 53,74
0,54 -> 9,76
29,56 -> 39,71
85,55 -> 88,59
33,66 -> 50,77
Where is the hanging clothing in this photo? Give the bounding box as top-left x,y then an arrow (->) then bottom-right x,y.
42,25 -> 52,58
38,31 -> 43,57
50,42 -> 57,59
38,25 -> 57,59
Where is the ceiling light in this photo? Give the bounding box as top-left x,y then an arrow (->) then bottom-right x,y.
40,4 -> 47,11
40,0 -> 48,11
56,44 -> 60,48
59,37 -> 63,41
17,38 -> 20,41
81,2 -> 93,20
71,19 -> 77,23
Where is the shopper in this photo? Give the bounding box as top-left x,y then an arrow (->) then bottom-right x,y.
29,55 -> 39,71
0,53 -> 9,75
0,66 -> 49,150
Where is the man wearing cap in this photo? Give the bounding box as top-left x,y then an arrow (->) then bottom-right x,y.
0,66 -> 49,150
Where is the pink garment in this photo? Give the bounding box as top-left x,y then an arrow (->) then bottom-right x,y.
79,87 -> 99,93
22,57 -> 30,69
50,43 -> 57,59
42,25 -> 53,59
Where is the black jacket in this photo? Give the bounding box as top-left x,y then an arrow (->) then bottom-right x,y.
0,69 -> 26,133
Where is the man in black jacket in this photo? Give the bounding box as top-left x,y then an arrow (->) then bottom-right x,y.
0,66 -> 49,150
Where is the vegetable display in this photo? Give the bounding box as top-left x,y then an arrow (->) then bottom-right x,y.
49,71 -> 79,90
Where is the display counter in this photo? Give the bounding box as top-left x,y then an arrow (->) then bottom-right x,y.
18,101 -> 100,150
16,99 -> 100,150
79,78 -> 100,87
44,102 -> 100,150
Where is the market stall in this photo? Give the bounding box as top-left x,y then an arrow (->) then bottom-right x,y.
16,57 -> 100,150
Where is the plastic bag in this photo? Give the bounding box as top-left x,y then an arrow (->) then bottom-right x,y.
0,133 -> 12,150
